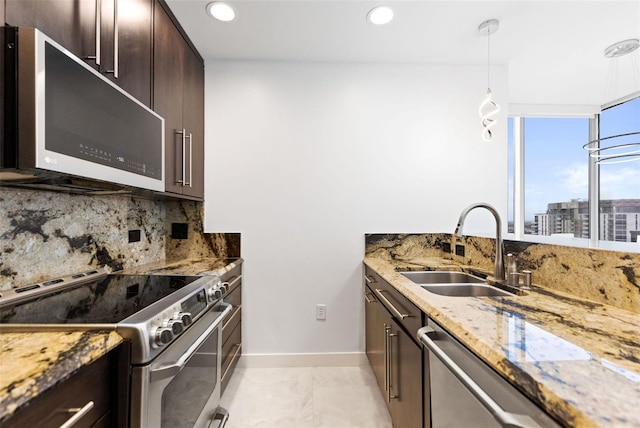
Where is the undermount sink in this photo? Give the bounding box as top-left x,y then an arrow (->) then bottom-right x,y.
400,271 -> 485,284
399,271 -> 516,297
421,283 -> 515,297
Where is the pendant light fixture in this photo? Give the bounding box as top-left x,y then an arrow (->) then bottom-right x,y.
582,38 -> 640,164
478,19 -> 500,142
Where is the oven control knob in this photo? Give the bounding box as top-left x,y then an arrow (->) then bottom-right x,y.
167,319 -> 184,335
221,282 -> 230,294
175,312 -> 193,327
154,327 -> 174,346
207,287 -> 222,300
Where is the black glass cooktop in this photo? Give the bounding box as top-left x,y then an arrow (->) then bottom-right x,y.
0,274 -> 200,324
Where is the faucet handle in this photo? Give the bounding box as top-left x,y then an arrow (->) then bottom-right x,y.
506,253 -> 517,273
522,270 -> 532,289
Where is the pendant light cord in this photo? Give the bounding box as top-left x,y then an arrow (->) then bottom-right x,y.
487,24 -> 491,92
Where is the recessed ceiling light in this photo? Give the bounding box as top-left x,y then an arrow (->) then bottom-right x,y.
206,2 -> 236,22
367,6 -> 394,25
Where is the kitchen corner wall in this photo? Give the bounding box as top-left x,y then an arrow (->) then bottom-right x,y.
203,60 -> 508,355
0,187 -> 238,290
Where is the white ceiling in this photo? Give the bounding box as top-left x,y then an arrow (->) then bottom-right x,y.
166,0 -> 640,108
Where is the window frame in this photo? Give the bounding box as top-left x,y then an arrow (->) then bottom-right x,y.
507,97 -> 640,253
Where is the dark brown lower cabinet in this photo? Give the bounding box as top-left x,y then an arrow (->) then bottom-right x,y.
220,264 -> 243,393
388,317 -> 423,428
4,344 -> 129,428
364,277 -> 423,428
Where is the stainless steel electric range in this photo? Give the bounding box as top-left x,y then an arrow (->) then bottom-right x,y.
0,267 -> 232,428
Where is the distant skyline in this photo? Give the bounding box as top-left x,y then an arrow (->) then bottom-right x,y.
508,97 -> 640,221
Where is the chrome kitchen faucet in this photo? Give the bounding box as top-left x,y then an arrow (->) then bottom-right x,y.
454,203 -> 505,281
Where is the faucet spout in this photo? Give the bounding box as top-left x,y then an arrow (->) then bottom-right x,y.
454,202 -> 505,281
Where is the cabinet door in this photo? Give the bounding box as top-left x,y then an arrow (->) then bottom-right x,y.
181,45 -> 205,199
5,0 -> 151,107
4,350 -> 115,428
153,0 -> 186,195
5,0 -> 97,62
389,317 -> 423,428
365,284 -> 386,396
101,0 -> 152,107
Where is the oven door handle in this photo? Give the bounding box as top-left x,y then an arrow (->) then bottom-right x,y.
150,303 -> 232,382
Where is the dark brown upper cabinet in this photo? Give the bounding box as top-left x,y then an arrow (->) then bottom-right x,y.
4,0 -> 153,108
153,1 -> 204,199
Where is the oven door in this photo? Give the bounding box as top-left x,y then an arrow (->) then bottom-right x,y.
131,303 -> 232,428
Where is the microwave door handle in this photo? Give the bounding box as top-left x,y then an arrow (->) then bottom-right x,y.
150,304 -> 232,382
106,0 -> 119,78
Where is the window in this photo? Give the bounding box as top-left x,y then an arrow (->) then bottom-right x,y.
508,96 -> 640,252
598,98 -> 640,244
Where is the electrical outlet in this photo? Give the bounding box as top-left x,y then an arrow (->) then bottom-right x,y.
171,223 -> 188,240
316,304 -> 326,320
128,230 -> 141,243
442,242 -> 452,253
455,244 -> 465,257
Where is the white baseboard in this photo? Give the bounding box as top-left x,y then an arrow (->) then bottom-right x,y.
236,352 -> 368,368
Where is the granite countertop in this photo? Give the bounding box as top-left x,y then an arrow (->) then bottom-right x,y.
0,330 -> 123,422
364,256 -> 640,428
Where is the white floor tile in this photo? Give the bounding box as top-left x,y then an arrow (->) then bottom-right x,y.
221,365 -> 392,428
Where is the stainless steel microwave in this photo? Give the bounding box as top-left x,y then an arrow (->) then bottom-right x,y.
1,27 -> 165,192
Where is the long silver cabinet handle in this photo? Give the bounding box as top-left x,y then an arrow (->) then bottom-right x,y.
106,0 -> 119,77
387,328 -> 398,402
59,401 -> 95,428
384,323 -> 390,394
150,304 -> 232,382
187,132 -> 193,187
417,326 -> 543,428
86,0 -> 101,65
363,274 -> 375,284
175,129 -> 186,185
375,288 -> 414,320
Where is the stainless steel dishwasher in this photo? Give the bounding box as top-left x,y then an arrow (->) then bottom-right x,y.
418,320 -> 560,428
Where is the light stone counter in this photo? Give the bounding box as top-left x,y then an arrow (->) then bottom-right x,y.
364,256 -> 640,428
0,330 -> 123,422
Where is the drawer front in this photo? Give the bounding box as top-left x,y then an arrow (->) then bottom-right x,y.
5,350 -> 114,428
365,266 -> 423,342
221,321 -> 242,378
222,282 -> 242,328
222,305 -> 241,345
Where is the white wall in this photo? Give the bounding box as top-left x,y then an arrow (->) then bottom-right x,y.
204,60 -> 508,356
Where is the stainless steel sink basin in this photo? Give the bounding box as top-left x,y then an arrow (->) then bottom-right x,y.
400,271 -> 485,284
399,271 -> 516,297
421,284 -> 515,297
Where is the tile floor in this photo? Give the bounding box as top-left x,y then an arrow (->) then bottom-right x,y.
220,365 -> 393,428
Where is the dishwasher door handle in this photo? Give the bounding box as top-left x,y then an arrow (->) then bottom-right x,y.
417,326 -> 543,428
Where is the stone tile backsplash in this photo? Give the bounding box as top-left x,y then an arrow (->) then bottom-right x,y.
0,188 -> 238,290
366,233 -> 640,313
